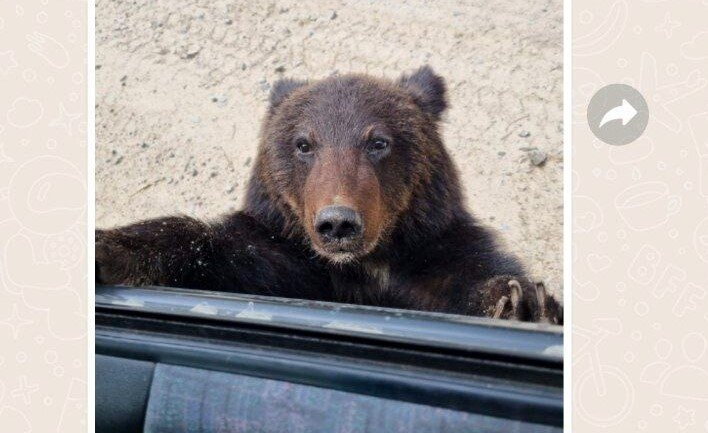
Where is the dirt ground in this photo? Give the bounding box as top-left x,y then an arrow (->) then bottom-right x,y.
96,0 -> 563,296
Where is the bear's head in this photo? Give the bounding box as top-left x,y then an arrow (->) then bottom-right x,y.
252,66 -> 456,264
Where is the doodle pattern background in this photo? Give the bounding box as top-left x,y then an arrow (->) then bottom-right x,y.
0,0 -> 87,431
574,1 -> 708,431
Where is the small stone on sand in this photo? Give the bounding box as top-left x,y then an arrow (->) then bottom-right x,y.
528,149 -> 547,166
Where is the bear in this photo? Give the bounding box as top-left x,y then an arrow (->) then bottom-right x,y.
96,66 -> 562,323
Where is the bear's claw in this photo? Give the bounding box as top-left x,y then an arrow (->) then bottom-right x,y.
481,276 -> 562,324
492,295 -> 509,319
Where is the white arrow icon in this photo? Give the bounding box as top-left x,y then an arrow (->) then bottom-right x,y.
599,99 -> 638,128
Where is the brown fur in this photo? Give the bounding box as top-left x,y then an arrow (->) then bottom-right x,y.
96,66 -> 562,323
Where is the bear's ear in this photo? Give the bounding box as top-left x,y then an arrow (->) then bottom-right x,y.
397,66 -> 448,120
269,78 -> 307,113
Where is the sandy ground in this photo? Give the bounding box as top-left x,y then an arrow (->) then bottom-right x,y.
96,0 -> 563,295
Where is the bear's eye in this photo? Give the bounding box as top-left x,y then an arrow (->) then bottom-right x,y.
295,138 -> 312,154
367,138 -> 389,153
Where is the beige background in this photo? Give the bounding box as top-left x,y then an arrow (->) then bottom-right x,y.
573,1 -> 708,431
95,0 -> 564,294
0,0 -> 87,431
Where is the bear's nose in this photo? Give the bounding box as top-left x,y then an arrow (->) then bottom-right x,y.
314,206 -> 363,242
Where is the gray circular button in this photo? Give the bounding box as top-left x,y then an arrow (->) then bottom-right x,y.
587,84 -> 649,146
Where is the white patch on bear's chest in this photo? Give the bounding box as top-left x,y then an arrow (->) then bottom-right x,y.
363,262 -> 390,291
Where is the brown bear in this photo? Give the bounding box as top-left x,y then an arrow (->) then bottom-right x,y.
96,66 -> 561,323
